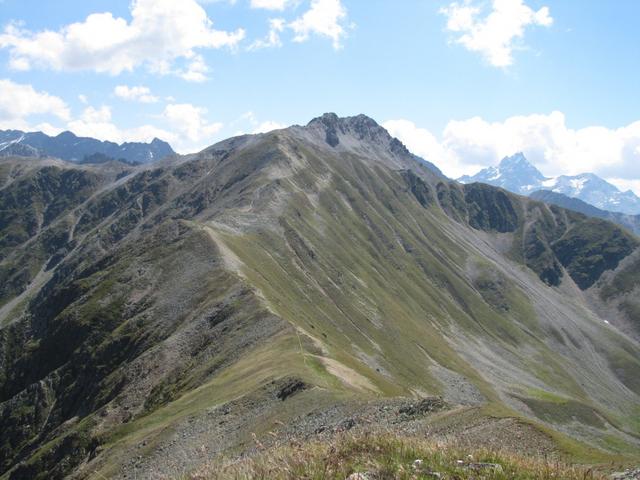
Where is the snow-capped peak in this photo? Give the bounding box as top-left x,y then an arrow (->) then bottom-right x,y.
457,153 -> 640,215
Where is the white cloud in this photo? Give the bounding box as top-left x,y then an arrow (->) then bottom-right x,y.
177,54 -> 210,82
250,0 -> 292,10
78,94 -> 88,105
383,113 -> 640,193
67,105 -> 122,140
114,85 -> 159,103
253,120 -> 285,133
239,111 -> 257,124
0,79 -> 221,152
66,102 -> 224,152
440,0 -> 553,67
63,104 -> 174,145
231,111 -> 283,135
197,0 -> 238,4
383,119 -> 482,179
249,0 -> 351,50
248,18 -> 285,50
64,101 -> 224,153
0,79 -> 70,123
290,0 -> 350,49
0,119 -> 64,136
161,103 -> 223,150
607,178 -> 640,195
0,0 -> 245,79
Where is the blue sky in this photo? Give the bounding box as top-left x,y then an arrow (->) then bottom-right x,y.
1,0 -> 639,191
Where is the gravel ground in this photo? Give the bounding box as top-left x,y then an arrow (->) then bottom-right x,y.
100,379 -> 558,480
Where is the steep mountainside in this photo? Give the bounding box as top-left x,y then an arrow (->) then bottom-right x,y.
0,130 -> 174,165
531,190 -> 640,235
1,114 -> 639,479
459,153 -> 640,215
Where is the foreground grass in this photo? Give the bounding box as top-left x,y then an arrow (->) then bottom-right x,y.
184,433 -> 608,480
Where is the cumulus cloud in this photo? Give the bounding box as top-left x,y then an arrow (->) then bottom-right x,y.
161,103 -> 223,150
440,0 -> 552,67
383,112 -> 640,193
290,0 -> 350,49
114,85 -> 158,103
0,78 -> 223,152
0,0 -> 245,80
0,79 -> 70,127
177,54 -> 210,82
248,0 -> 351,50
231,111 -> 283,135
67,105 -> 174,144
253,120 -> 286,133
383,119 -> 484,179
248,18 -> 286,50
65,102 -> 225,153
67,105 -> 123,140
250,0 -> 293,10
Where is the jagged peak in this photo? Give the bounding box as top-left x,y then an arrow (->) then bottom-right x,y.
499,152 -> 531,167
298,112 -> 442,176
306,113 -> 386,135
307,112 -> 339,127
307,112 -> 380,129
305,112 -> 395,149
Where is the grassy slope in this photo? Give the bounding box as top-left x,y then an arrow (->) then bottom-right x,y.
89,136 -> 640,475
204,141 -> 640,457
185,433 -> 616,480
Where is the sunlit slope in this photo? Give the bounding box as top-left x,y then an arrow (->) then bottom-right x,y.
200,121 -> 640,450
1,115 -> 639,478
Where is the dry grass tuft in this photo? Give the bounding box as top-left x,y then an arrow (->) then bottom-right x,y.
183,433 -> 609,479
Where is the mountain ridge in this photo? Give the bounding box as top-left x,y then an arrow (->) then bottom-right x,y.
1,114 -> 639,479
0,129 -> 175,165
531,189 -> 640,235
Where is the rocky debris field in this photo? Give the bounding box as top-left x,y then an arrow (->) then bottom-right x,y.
111,385 -> 563,480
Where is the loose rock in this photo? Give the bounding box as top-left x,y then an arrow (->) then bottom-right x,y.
347,473 -> 370,480
610,469 -> 640,480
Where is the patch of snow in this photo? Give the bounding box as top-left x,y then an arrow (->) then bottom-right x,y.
0,134 -> 25,152
569,178 -> 588,192
541,178 -> 557,188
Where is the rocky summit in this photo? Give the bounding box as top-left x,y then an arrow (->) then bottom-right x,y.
1,114 -> 640,479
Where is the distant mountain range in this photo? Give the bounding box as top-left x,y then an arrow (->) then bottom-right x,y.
530,189 -> 640,234
0,129 -> 174,164
458,153 -> 640,215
